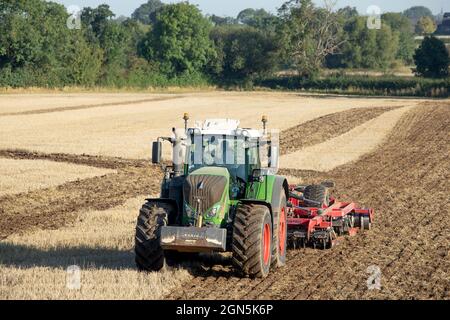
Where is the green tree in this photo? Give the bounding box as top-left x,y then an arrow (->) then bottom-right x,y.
403,6 -> 434,30
337,6 -> 358,19
374,24 -> 399,69
403,6 -> 433,20
415,16 -> 437,35
334,16 -> 400,70
279,0 -> 343,78
210,15 -> 236,26
63,33 -> 103,86
131,0 -> 164,25
81,4 -> 115,44
414,36 -> 449,78
236,8 -> 278,31
81,5 -> 139,84
382,12 -> 415,64
210,25 -> 280,80
140,2 -> 215,76
0,1 -> 63,69
0,0 -> 96,86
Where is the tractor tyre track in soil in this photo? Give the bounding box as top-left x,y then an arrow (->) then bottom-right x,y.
166,102 -> 449,300
0,96 -> 185,117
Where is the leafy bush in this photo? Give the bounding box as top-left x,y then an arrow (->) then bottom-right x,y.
210,25 -> 280,81
414,36 -> 449,78
139,2 -> 215,76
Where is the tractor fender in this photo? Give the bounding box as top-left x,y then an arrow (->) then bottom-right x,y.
270,176 -> 290,213
237,199 -> 274,230
238,199 -> 273,218
145,198 -> 178,209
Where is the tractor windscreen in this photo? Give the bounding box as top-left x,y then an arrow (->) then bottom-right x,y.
186,134 -> 260,180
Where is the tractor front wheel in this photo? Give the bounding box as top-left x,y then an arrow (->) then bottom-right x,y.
135,201 -> 173,272
232,203 -> 273,278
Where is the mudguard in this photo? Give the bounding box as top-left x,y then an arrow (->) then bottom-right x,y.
271,176 -> 290,213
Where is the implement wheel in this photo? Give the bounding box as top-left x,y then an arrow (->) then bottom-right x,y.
232,203 -> 273,278
303,184 -> 330,207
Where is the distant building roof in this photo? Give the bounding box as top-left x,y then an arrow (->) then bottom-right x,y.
436,13 -> 450,35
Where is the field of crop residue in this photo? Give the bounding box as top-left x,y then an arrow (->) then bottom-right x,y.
0,92 -> 448,300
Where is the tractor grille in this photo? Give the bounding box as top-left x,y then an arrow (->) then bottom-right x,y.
183,174 -> 227,214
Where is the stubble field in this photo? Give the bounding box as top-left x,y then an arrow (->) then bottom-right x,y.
0,91 -> 448,300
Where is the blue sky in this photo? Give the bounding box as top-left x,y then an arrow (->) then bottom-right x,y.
54,0 -> 450,17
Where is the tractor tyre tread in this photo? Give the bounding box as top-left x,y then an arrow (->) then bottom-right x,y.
135,202 -> 171,272
232,203 -> 272,278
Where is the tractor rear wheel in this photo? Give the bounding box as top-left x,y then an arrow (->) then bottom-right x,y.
272,191 -> 287,268
303,184 -> 330,207
135,201 -> 173,272
232,203 -> 273,278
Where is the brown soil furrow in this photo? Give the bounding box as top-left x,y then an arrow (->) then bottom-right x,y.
0,149 -> 147,169
203,276 -> 243,299
164,102 -> 449,300
280,106 -> 396,155
245,270 -> 285,300
0,164 -> 163,240
0,96 -> 184,117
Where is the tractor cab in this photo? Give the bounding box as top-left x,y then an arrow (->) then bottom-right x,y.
184,119 -> 276,198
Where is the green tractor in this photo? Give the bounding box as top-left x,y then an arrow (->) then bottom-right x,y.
135,115 -> 289,278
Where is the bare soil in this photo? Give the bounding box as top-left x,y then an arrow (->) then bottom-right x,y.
280,106 -> 395,155
0,160 -> 162,240
280,106 -> 413,171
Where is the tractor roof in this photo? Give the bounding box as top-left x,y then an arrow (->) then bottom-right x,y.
189,119 -> 263,138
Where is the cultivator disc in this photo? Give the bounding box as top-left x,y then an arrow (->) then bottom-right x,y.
287,185 -> 374,250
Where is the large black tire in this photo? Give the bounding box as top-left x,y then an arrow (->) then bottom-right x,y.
303,184 -> 330,207
272,191 -> 287,268
135,202 -> 172,272
232,203 -> 273,278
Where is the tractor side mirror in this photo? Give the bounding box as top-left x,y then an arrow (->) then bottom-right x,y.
251,169 -> 265,183
152,141 -> 162,164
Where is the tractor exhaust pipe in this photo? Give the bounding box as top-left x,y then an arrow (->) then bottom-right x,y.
172,128 -> 186,177
262,115 -> 268,134
183,113 -> 189,132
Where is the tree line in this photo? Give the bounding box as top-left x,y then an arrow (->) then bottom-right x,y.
0,0 -> 448,89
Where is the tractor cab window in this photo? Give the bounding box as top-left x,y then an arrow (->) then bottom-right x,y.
186,134 -> 261,181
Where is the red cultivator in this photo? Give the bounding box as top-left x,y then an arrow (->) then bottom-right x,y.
287,184 -> 374,249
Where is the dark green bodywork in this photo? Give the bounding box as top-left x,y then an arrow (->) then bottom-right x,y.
160,165 -> 288,230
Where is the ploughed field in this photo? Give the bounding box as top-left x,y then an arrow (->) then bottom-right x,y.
0,92 -> 448,300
